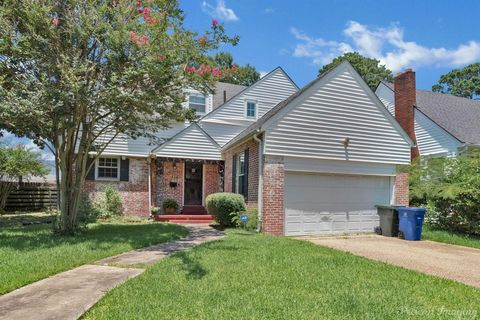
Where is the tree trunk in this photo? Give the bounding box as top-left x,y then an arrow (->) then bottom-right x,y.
55,127 -> 91,234
0,182 -> 17,214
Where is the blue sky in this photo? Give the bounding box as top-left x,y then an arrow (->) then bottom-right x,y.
184,0 -> 480,89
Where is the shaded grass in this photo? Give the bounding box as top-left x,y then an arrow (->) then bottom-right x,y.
0,219 -> 188,294
0,211 -> 55,228
85,230 -> 479,320
422,225 -> 480,249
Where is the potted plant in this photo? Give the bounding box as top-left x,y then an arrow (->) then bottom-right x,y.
150,206 -> 160,218
162,198 -> 179,215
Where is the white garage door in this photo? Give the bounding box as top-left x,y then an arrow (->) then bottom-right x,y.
284,173 -> 391,236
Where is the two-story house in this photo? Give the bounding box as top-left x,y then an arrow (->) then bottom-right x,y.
84,62 -> 416,236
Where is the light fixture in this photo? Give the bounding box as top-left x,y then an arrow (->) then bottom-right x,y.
343,137 -> 350,148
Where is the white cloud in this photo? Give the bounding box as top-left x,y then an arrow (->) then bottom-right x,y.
259,71 -> 268,78
202,0 -> 239,22
291,21 -> 480,72
264,7 -> 274,14
290,27 -> 352,66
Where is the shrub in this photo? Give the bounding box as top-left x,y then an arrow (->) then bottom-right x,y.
206,192 -> 246,227
410,151 -> 480,235
89,186 -> 124,219
104,186 -> 123,216
231,208 -> 258,231
150,207 -> 161,216
162,198 -> 179,212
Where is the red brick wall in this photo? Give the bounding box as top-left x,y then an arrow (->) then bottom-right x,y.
83,157 -> 149,216
157,161 -> 184,212
203,163 -> 220,204
394,69 -> 419,160
394,173 -> 409,206
223,138 -> 259,206
262,156 -> 285,235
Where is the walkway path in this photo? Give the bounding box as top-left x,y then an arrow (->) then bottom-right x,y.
301,235 -> 480,288
0,225 -> 223,320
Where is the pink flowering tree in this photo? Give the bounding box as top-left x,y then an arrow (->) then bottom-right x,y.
0,0 -> 238,234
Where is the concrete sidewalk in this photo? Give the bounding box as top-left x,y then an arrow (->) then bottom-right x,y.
0,225 -> 224,320
301,235 -> 480,288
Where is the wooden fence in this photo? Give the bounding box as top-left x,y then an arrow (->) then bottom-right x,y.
3,182 -> 57,212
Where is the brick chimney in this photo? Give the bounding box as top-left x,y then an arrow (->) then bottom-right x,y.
394,68 -> 419,160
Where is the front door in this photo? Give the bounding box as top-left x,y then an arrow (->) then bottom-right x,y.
184,162 -> 203,205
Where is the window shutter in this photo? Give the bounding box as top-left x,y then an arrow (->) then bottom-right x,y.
232,154 -> 237,192
85,158 -> 95,181
120,158 -> 129,181
243,149 -> 249,198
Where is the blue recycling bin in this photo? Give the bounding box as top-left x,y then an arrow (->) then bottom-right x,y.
397,208 -> 426,241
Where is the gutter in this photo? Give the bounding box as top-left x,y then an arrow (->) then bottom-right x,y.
253,131 -> 263,232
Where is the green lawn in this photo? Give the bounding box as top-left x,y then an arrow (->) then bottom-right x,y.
422,225 -> 480,249
0,215 -> 188,294
85,230 -> 479,320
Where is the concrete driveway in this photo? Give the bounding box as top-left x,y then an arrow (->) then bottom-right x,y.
300,235 -> 480,288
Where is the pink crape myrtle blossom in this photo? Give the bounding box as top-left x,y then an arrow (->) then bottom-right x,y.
212,19 -> 218,26
212,68 -> 222,77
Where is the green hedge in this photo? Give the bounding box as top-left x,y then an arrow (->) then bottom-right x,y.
206,192 -> 246,227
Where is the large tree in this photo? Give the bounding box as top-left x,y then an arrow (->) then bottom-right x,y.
318,52 -> 393,90
432,63 -> 480,99
0,0 -> 238,233
213,52 -> 260,86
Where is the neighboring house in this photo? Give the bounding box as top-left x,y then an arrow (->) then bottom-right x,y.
83,61 -> 415,236
376,70 -> 480,158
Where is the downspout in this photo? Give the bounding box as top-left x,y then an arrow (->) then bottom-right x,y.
147,156 -> 152,211
253,131 -> 263,232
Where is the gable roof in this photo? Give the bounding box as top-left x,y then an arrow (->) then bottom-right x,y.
381,82 -> 480,144
223,61 -> 414,150
212,82 -> 246,109
151,122 -> 221,160
202,67 -> 299,121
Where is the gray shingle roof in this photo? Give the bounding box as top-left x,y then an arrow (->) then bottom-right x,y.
416,90 -> 480,144
383,82 -> 480,144
212,82 -> 246,109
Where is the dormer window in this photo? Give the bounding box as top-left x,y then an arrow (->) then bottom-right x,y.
189,94 -> 206,114
245,100 -> 257,119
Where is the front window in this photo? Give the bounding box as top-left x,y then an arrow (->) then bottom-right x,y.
234,151 -> 248,197
246,101 -> 256,118
189,94 -> 206,114
96,157 -> 120,180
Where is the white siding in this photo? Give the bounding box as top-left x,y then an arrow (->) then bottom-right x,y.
199,122 -> 247,147
183,88 -> 214,115
196,68 -> 298,148
97,123 -> 185,157
99,68 -> 297,157
154,124 -> 221,160
203,68 -> 298,122
264,64 -> 411,165
375,83 -> 395,115
284,157 -> 397,176
415,111 -> 461,156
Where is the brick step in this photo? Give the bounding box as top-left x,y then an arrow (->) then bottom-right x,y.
180,206 -> 208,215
155,214 -> 213,222
168,219 -> 214,224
